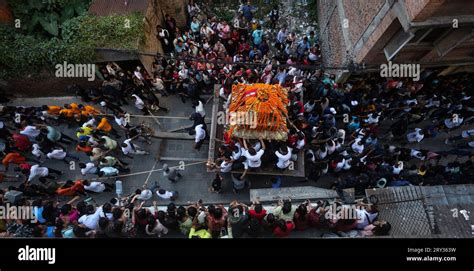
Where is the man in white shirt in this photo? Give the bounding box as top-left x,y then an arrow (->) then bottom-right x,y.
242,138 -> 265,169
78,205 -> 113,230
132,187 -> 153,202
193,100 -> 206,118
392,161 -> 404,175
121,138 -> 149,157
406,128 -> 424,143
194,124 -> 206,150
275,145 -> 293,170
79,162 -> 99,175
47,147 -> 79,164
131,94 -> 148,115
351,138 -> 364,154
83,180 -> 112,193
20,125 -> 40,140
156,188 -> 178,201
26,164 -> 62,182
444,114 -> 463,129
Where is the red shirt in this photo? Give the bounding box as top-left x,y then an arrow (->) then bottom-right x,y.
12,133 -> 31,151
273,221 -> 295,238
249,209 -> 267,221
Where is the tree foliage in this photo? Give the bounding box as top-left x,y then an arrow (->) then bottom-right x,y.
9,0 -> 91,37
0,12 -> 144,79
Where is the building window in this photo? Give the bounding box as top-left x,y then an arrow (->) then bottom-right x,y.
384,29 -> 415,61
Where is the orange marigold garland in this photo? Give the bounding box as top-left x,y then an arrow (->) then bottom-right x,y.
227,83 -> 289,141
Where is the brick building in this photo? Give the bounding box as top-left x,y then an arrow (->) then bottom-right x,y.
317,0 -> 474,81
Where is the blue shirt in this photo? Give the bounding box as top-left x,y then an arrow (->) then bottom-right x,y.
34,206 -> 46,224
190,21 -> 200,33
271,177 -> 281,188
241,5 -> 253,21
252,30 -> 263,46
297,40 -> 310,55
100,167 -> 119,176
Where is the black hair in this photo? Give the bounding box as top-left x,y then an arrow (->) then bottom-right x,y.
187,206 -> 198,218
86,205 -> 95,215
73,226 -> 88,238
147,216 -> 157,228
112,207 -> 123,220
254,203 -> 263,213
103,203 -> 112,214
373,222 -> 391,236
296,204 -> 307,219
276,219 -> 287,232
60,204 -> 72,216
98,217 -> 109,230
282,200 -> 292,214
213,207 -> 223,219
136,208 -> 148,220
266,213 -> 275,224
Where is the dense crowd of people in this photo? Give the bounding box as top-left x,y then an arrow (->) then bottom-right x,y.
0,0 -> 472,238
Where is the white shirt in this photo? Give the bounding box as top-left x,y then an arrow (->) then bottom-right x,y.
82,119 -> 96,128
132,94 -> 145,110
195,101 -> 205,117
47,149 -> 67,160
121,139 -> 134,154
79,207 -> 112,230
152,78 -> 165,90
231,146 -> 242,161
410,149 -> 424,160
343,158 -> 352,170
366,113 -> 379,124
444,117 -> 463,129
407,128 -> 424,142
335,159 -> 346,171
326,142 -> 336,155
243,149 -> 264,168
392,162 -> 403,175
84,182 -> 106,193
81,162 -> 98,175
220,160 -> 233,173
156,190 -> 174,200
316,148 -> 327,160
351,138 -> 364,154
31,144 -> 43,158
195,124 -> 206,142
138,189 -> 153,201
296,138 -> 305,150
275,147 -> 292,169
20,126 -> 40,140
28,165 -> 49,182
134,70 -> 144,81
461,129 -> 474,138
114,116 -> 128,127
304,102 -> 315,112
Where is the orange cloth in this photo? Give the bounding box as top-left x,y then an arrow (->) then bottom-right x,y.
97,117 -> 112,132
56,180 -> 84,196
75,144 -> 92,153
47,106 -> 62,115
81,105 -> 101,117
2,152 -> 26,167
59,109 -> 75,118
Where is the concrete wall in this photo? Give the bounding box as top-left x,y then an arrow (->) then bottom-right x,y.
139,0 -> 188,74
317,0 -> 474,81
